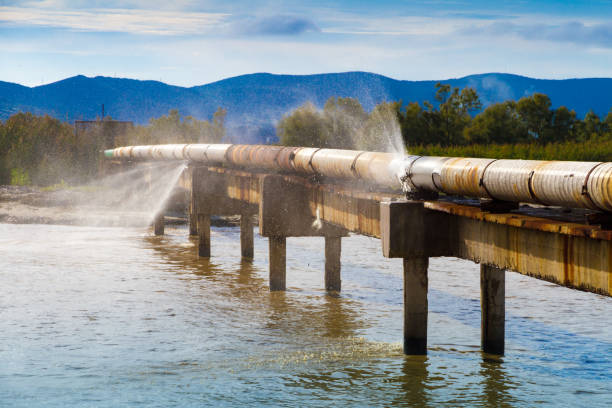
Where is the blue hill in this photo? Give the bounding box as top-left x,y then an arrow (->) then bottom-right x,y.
1,72 -> 610,143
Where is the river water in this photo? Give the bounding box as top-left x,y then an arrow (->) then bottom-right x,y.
0,222 -> 610,407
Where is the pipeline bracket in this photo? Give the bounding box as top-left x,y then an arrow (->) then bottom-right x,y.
479,199 -> 519,214
586,212 -> 612,230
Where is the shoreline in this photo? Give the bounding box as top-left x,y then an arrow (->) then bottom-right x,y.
0,185 -> 240,227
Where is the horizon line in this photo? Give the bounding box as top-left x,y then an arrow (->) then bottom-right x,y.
4,71 -> 612,89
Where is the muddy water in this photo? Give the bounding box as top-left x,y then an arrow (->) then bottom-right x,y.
0,223 -> 610,407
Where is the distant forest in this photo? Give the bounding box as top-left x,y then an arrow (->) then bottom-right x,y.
1,82 -> 611,186
0,109 -> 225,186
277,83 -> 612,160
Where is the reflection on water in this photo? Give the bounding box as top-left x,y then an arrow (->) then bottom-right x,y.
479,356 -> 517,408
0,223 -> 610,407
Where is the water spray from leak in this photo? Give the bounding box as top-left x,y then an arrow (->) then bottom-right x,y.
30,161 -> 189,228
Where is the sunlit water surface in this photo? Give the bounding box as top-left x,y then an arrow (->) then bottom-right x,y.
0,223 -> 610,407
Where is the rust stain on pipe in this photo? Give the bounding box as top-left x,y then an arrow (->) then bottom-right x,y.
106,144 -> 612,213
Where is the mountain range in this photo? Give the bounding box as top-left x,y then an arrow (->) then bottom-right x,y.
1,72 -> 611,143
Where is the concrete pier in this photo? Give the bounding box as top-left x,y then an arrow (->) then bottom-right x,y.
481,264 -> 505,355
157,151 -> 611,357
154,213 -> 164,236
325,236 -> 341,292
403,257 -> 429,355
258,174 -> 347,292
269,236 -> 286,291
189,195 -> 198,236
240,214 -> 254,259
197,214 -> 211,258
381,200 -> 437,355
189,166 -> 198,236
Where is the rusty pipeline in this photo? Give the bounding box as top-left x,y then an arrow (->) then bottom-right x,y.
104,144 -> 612,212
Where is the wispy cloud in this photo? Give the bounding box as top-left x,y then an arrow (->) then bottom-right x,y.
1,0 -> 200,11
318,12 -> 472,37
0,6 -> 228,35
462,20 -> 612,48
442,12 -> 516,20
233,14 -> 320,36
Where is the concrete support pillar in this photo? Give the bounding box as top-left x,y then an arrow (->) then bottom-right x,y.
324,236 -> 341,292
240,214 -> 254,259
269,236 -> 286,291
189,191 -> 198,236
403,256 -> 429,355
154,213 -> 164,236
481,264 -> 505,355
197,214 -> 211,258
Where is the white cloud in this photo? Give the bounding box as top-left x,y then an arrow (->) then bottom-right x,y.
321,14 -> 458,36
462,20 -> 612,48
231,15 -> 320,36
1,2 -> 611,87
0,6 -> 228,35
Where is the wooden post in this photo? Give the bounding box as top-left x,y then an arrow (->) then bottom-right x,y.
240,214 -> 254,259
197,214 -> 211,258
324,236 -> 341,292
403,256 -> 429,355
481,264 -> 505,355
154,213 -> 164,236
269,236 -> 286,291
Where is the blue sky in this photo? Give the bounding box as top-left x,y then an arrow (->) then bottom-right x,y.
1,0 -> 611,87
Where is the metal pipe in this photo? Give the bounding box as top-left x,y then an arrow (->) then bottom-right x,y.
104,144 -> 612,212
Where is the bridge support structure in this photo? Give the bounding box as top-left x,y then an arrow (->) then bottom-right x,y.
109,144 -> 612,359
191,166 -> 258,259
154,214 -> 165,236
403,256 -> 429,355
197,213 -> 211,257
189,166 -> 198,236
180,163 -> 611,357
325,236 -> 342,292
240,214 -> 254,259
381,199 -> 509,355
381,200 -> 448,355
268,236 -> 286,291
259,175 -> 347,292
481,264 -> 505,355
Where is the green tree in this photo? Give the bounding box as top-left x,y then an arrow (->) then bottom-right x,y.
516,93 -> 553,142
322,97 -> 367,149
547,106 -> 577,143
575,110 -> 602,141
277,102 -> 327,147
434,83 -> 482,145
399,102 -> 431,146
211,107 -> 227,143
603,109 -> 612,140
0,112 -> 89,185
464,101 -> 528,144
119,108 -> 227,146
